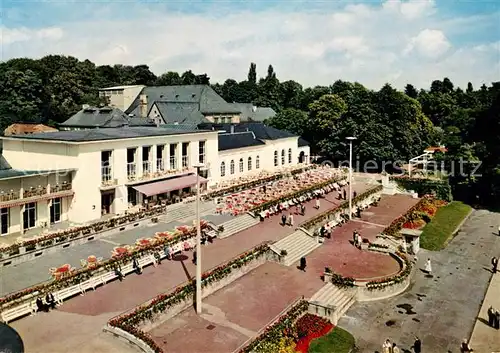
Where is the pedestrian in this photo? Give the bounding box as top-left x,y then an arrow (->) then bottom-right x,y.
343,189 -> 347,200
495,309 -> 500,329
281,213 -> 287,226
492,257 -> 498,273
425,258 -> 432,275
460,338 -> 473,352
192,250 -> 197,265
301,204 -> 305,215
353,190 -> 357,198
488,306 -> 495,327
352,230 -> 357,244
288,214 -> 294,227
315,197 -> 320,209
300,257 -> 307,272
392,343 -> 400,353
382,339 -> 392,353
413,336 -> 421,353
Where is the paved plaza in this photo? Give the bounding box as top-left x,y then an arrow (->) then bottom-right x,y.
339,209 -> 500,352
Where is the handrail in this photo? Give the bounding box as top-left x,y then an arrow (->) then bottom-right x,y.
108,240 -> 273,321
231,295 -> 305,353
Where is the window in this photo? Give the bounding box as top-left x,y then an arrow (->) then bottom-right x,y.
214,117 -> 219,124
281,149 -> 285,165
1,208 -> 9,235
248,156 -> 252,171
274,151 -> 278,167
50,198 -> 61,224
288,148 -> 292,164
220,161 -> 226,177
23,202 -> 37,229
239,158 -> 244,173
230,160 -> 235,174
256,155 -> 260,169
199,141 -> 206,164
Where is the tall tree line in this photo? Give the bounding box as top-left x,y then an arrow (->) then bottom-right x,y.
0,55 -> 499,206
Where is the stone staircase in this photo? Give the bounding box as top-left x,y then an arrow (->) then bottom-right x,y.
309,283 -> 357,325
373,235 -> 400,251
160,202 -> 216,224
273,230 -> 321,266
217,214 -> 260,238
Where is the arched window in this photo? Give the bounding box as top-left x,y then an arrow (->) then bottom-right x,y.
256,155 -> 260,169
288,148 -> 292,164
239,158 -> 244,172
248,156 -> 252,171
220,161 -> 226,177
281,149 -> 285,165
230,160 -> 235,174
274,151 -> 278,167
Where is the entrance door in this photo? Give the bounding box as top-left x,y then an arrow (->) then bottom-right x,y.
101,192 -> 115,215
299,151 -> 305,163
50,198 -> 62,224
23,202 -> 37,229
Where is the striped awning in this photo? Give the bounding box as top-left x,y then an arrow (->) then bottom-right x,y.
132,174 -> 207,197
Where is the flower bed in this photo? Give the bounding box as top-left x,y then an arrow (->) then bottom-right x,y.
0,206 -> 167,258
389,176 -> 452,201
108,244 -> 271,353
295,314 -> 334,353
300,185 -> 383,231
251,175 -> 347,214
382,196 -> 446,237
204,165 -> 316,200
365,252 -> 411,290
0,220 -> 207,310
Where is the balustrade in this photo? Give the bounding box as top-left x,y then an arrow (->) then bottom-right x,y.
127,163 -> 137,180
156,159 -> 164,172
142,161 -> 152,175
182,155 -> 189,168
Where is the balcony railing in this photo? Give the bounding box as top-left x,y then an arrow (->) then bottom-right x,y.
23,186 -> 47,198
182,155 -> 189,168
142,161 -> 152,175
156,158 -> 164,172
50,182 -> 72,193
0,190 -> 21,202
101,166 -> 113,183
170,156 -> 177,170
127,163 -> 137,180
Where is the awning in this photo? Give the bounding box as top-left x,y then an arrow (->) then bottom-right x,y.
132,174 -> 207,197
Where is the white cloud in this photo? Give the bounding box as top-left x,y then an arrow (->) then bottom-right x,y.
0,0 -> 499,90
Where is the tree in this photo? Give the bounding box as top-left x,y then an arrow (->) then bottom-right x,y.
247,63 -> 257,84
267,108 -> 309,137
404,84 -> 418,99
156,71 -> 182,86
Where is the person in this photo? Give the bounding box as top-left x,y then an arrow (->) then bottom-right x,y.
115,265 -> 124,281
425,258 -> 432,275
343,189 -> 347,200
357,235 -> 363,249
353,190 -> 357,198
289,214 -> 294,227
315,197 -> 320,209
460,339 -> 473,352
353,230 -> 358,244
300,257 -> 307,272
488,306 -> 495,327
192,250 -> 197,265
36,297 -> 45,312
492,257 -> 498,273
46,292 -> 56,310
392,343 -> 400,353
495,309 -> 500,329
413,336 -> 422,353
356,207 -> 361,218
382,339 -> 392,353
301,204 -> 305,215
281,213 -> 287,226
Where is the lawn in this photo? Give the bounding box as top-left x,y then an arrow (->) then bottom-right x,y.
308,327 -> 355,353
419,201 -> 472,251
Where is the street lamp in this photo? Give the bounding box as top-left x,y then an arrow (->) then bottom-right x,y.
193,163 -> 204,314
346,137 -> 357,220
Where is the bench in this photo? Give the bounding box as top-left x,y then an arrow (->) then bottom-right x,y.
1,301 -> 33,323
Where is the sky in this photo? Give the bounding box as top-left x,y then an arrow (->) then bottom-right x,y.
0,0 -> 499,90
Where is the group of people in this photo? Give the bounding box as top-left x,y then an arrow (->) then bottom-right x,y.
35,292 -> 56,312
487,306 -> 500,329
281,212 -> 295,227
383,337 -> 421,353
352,230 -> 363,249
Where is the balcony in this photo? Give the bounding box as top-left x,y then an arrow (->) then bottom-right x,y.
156,159 -> 164,172
0,190 -> 21,202
24,186 -> 47,198
50,182 -> 72,193
142,161 -> 152,176
102,166 -> 112,182
170,156 -> 177,170
0,182 -> 74,207
127,163 -> 137,181
182,155 -> 189,168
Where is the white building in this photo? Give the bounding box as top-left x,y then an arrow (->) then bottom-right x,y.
0,123 -> 309,237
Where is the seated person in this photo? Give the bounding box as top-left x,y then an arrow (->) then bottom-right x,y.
36,297 -> 46,312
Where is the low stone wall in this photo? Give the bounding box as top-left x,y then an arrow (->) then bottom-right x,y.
103,325 -> 155,353
140,253 -> 269,332
355,274 -> 411,302
0,216 -> 158,267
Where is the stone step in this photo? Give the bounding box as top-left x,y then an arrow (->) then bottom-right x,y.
161,202 -> 215,224
310,283 -> 357,324
218,214 -> 260,238
274,230 -> 321,266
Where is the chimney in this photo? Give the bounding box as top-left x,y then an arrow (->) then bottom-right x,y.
230,125 -> 235,134
139,94 -> 148,118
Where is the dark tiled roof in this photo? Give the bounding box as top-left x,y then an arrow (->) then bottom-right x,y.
126,85 -> 241,117
0,168 -> 76,181
159,123 -> 200,131
229,103 -> 276,122
152,102 -> 209,124
218,132 -> 265,151
298,137 -> 310,147
198,122 -> 297,140
59,107 -> 142,128
3,127 -> 209,143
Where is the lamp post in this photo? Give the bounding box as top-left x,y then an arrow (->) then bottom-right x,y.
346,137 -> 357,220
193,163 -> 204,314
